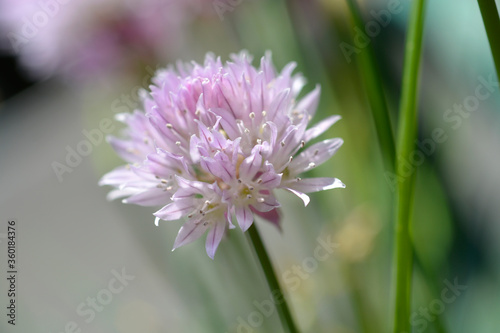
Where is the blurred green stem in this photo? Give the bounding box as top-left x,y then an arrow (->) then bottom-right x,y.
392,0 -> 426,332
246,224 -> 299,333
345,0 -> 396,173
478,0 -> 500,80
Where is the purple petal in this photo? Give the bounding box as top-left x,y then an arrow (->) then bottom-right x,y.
262,121 -> 278,151
172,219 -> 210,251
175,176 -> 211,194
196,119 -> 214,146
239,146 -> 262,181
146,149 -> 189,179
275,116 -> 308,163
303,115 -> 341,143
288,138 -> 343,175
106,188 -> 140,201
107,137 -> 144,164
250,194 -> 280,212
258,164 -> 282,188
99,167 -> 135,186
210,128 -> 228,150
123,188 -> 172,206
200,154 -> 233,183
205,221 -> 226,259
189,135 -> 201,163
154,200 -> 195,221
267,88 -> 290,122
296,84 -> 320,117
250,207 -> 282,231
235,205 -> 254,232
285,177 -> 345,193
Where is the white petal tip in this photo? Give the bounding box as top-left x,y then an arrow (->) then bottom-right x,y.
326,179 -> 346,190
154,216 -> 161,226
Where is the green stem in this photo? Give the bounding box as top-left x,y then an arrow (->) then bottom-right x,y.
246,224 -> 299,333
393,1 -> 426,332
478,0 -> 500,80
345,0 -> 396,173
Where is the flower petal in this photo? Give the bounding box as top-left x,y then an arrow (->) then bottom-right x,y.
285,177 -> 345,193
211,107 -> 240,140
123,188 -> 172,206
108,137 -> 145,164
146,149 -> 189,179
251,207 -> 282,231
296,84 -> 320,117
200,154 -> 233,183
284,188 -> 311,206
206,221 -> 226,259
99,167 -> 135,186
250,194 -> 280,212
154,200 -> 195,221
288,138 -> 343,175
239,145 -> 263,181
172,219 -> 210,251
303,115 -> 341,143
106,188 -> 141,201
258,163 -> 282,188
235,205 -> 254,232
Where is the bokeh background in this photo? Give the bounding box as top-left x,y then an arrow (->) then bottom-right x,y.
1,0 -> 499,332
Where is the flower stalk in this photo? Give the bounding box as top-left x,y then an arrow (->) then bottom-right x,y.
477,0 -> 500,80
246,224 -> 299,333
345,0 -> 396,173
392,0 -> 427,333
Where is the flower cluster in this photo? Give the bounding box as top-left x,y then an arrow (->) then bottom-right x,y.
100,52 -> 344,258
0,0 -> 203,78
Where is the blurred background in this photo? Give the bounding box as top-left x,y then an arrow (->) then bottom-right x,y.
1,0 -> 499,332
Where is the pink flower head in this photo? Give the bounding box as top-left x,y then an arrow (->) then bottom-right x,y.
100,51 -> 345,258
0,0 -> 195,78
